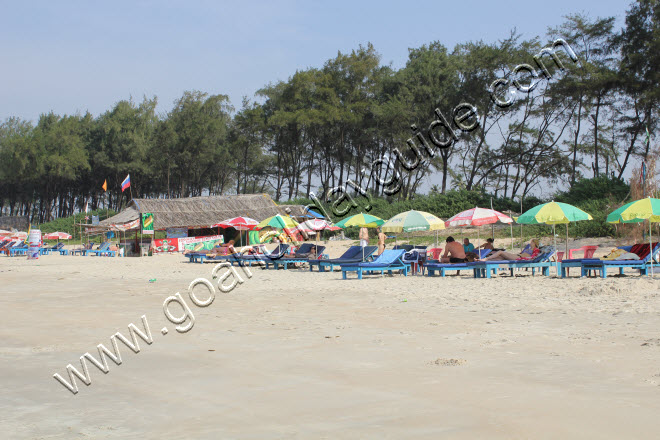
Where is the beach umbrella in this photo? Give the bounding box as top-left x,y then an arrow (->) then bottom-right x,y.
334,213 -> 384,228
213,216 -> 258,230
12,231 -> 28,240
335,213 -> 385,260
445,207 -> 513,227
445,207 -> 513,250
297,219 -> 339,246
44,232 -> 72,242
381,210 -> 445,248
517,201 -> 593,265
256,214 -> 300,244
257,214 -> 299,230
382,210 -> 445,232
607,197 -> 660,276
214,217 -> 258,246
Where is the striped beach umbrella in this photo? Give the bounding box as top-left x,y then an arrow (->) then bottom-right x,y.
446,206 -> 513,250
44,232 -> 72,240
517,201 -> 592,224
382,210 -> 445,233
517,201 -> 593,261
334,213 -> 384,228
213,216 -> 258,230
445,207 -> 513,227
607,197 -> 660,276
256,214 -> 299,230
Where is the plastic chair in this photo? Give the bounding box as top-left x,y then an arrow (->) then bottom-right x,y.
565,245 -> 597,276
568,246 -> 598,259
427,248 -> 443,260
556,251 -> 564,262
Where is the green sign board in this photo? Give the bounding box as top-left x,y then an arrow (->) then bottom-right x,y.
141,213 -> 154,234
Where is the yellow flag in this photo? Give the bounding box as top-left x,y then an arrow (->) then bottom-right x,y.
102,179 -> 107,192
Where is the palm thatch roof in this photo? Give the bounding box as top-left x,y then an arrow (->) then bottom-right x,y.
0,216 -> 29,231
100,194 -> 287,230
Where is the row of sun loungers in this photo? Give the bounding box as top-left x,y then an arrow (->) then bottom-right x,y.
181,240 -> 660,280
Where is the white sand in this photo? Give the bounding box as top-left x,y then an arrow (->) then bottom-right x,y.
2,246 -> 660,439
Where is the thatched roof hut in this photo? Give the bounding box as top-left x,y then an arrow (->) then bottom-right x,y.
100,194 -> 290,230
0,216 -> 29,231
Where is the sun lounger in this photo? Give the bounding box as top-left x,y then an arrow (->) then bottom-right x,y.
40,242 -> 65,255
309,246 -> 378,272
86,242 -> 110,256
425,249 -> 492,277
559,246 -> 625,278
340,249 -> 408,279
579,243 -> 659,278
220,244 -> 291,266
71,243 -> 95,256
469,249 -> 556,279
9,242 -> 28,256
267,245 -> 327,269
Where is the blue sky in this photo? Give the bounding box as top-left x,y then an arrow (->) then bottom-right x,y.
0,0 -> 629,122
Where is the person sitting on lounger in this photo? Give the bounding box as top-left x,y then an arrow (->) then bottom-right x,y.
478,238 -> 495,250
440,236 -> 467,263
208,240 -> 236,257
480,239 -> 540,261
463,238 -> 475,253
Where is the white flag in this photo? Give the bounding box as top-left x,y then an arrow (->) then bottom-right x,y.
85,201 -> 89,213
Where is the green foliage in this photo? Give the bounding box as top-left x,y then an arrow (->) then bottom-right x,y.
555,176 -> 630,205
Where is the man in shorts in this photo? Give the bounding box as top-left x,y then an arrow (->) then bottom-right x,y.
440,236 -> 467,263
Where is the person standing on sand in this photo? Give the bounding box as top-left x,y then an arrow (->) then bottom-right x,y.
359,227 -> 369,247
377,228 -> 386,255
440,236 -> 467,263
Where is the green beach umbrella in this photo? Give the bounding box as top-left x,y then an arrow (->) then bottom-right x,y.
517,201 -> 593,265
382,210 -> 445,248
335,212 -> 385,260
256,214 -> 299,230
256,214 -> 300,243
607,197 -> 660,276
517,201 -> 593,224
334,213 -> 384,228
381,210 -> 445,233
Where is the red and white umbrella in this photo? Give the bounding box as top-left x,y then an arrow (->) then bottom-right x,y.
445,207 -> 513,227
297,219 -> 340,231
213,216 -> 259,247
213,216 -> 258,231
445,207 -> 514,249
44,231 -> 72,240
12,231 -> 28,240
296,219 -> 341,245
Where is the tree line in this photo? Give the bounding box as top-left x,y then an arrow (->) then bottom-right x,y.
1,0 -> 658,224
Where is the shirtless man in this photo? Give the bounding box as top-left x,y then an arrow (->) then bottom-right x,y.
440,236 -> 467,263
377,227 -> 386,255
359,227 -> 369,247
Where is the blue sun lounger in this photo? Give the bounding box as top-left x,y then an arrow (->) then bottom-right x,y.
560,246 -> 629,278
309,246 -> 378,272
425,249 -> 492,277
268,245 -> 327,269
469,249 -> 556,279
40,242 -> 64,255
86,242 -> 112,256
579,243 -> 659,278
8,242 -> 28,256
340,249 -> 408,280
227,244 -> 291,266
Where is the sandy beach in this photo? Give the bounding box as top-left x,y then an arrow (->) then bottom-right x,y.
2,244 -> 660,439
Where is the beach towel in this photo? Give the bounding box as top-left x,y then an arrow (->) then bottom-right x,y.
602,249 -> 627,260
614,252 -> 640,260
